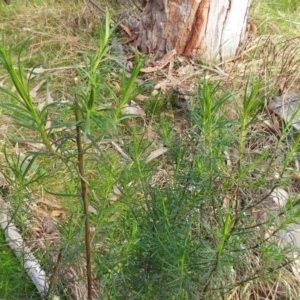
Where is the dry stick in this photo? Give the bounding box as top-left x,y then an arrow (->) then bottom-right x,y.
47,248 -> 63,297
74,96 -> 93,300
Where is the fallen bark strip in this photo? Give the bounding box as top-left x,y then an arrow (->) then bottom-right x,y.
0,196 -> 59,299
140,50 -> 177,73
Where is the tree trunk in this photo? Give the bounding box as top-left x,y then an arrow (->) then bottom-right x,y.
136,0 -> 251,61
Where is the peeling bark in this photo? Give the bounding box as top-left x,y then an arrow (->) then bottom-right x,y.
136,0 -> 251,61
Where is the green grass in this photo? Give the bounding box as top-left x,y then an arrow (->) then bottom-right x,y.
0,232 -> 39,299
252,0 -> 300,35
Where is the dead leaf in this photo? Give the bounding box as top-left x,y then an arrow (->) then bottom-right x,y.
109,194 -> 119,202
151,89 -> 159,96
28,66 -> 46,75
51,210 -> 66,218
112,81 -> 120,92
88,205 -> 97,214
26,66 -> 46,80
126,60 -> 133,70
109,185 -> 122,202
135,94 -> 148,101
146,147 -> 168,163
121,104 -> 146,118
113,185 -> 122,196
118,23 -> 134,42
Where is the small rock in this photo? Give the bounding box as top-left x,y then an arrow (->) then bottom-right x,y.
42,218 -> 56,234
268,92 -> 300,130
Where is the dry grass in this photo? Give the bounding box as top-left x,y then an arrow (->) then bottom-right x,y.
0,1 -> 96,58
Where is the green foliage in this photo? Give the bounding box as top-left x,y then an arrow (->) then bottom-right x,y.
252,0 -> 300,35
90,80 -> 300,299
267,0 -> 299,13
0,232 -> 39,299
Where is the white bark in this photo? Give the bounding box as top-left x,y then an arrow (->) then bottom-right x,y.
137,0 -> 251,62
204,0 -> 250,60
